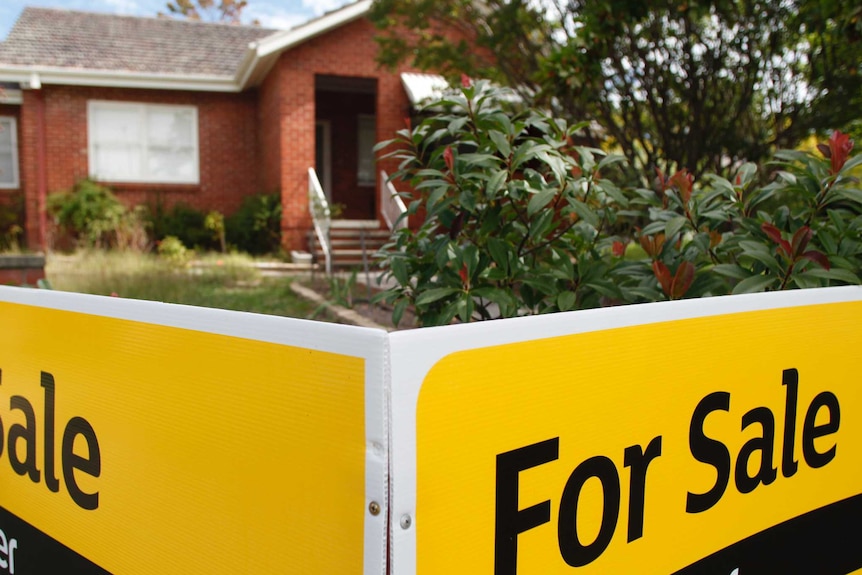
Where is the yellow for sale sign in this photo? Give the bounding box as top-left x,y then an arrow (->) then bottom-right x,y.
0,291 -> 387,575
388,289 -> 862,574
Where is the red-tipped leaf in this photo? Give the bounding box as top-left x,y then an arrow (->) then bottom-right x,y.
671,261 -> 695,299
802,251 -> 831,270
669,169 -> 694,203
791,226 -> 813,258
652,261 -> 672,297
458,263 -> 470,289
443,146 -> 454,174
828,130 -> 854,175
761,223 -> 792,257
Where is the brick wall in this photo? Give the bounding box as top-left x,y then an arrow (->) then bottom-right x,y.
258,64 -> 283,195
273,16 -> 417,251
19,86 -> 260,249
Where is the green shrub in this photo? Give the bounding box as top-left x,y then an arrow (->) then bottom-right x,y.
48,180 -> 127,248
225,193 -> 282,255
148,200 -> 216,251
0,195 -> 24,252
374,81 -> 862,327
157,235 -> 189,266
204,210 -> 226,253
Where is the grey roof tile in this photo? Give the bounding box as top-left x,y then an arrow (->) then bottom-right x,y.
0,7 -> 278,77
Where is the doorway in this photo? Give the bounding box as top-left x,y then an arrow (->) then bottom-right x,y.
314,75 -> 378,220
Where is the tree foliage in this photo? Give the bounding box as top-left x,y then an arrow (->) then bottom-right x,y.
162,0 -> 253,24
370,0 -> 862,181
374,82 -> 862,327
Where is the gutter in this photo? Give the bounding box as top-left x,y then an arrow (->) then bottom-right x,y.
0,65 -> 240,93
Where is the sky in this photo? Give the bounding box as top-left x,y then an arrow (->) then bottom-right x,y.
0,0 -> 353,40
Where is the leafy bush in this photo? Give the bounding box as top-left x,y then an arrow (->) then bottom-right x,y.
0,195 -> 24,252
204,210 -> 226,253
48,180 -> 127,248
225,193 -> 282,255
157,235 -> 189,266
374,81 -> 862,327
148,201 -> 216,251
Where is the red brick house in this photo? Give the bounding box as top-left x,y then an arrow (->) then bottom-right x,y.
0,0 -> 436,259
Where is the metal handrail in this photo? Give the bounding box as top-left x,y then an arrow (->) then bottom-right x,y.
308,168 -> 332,275
380,170 -> 408,232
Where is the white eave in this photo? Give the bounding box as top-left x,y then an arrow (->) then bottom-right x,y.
0,65 -> 239,92
235,0 -> 372,89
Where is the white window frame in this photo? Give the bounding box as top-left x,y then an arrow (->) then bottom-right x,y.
87,100 -> 200,185
0,116 -> 20,189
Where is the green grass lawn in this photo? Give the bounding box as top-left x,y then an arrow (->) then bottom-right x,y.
46,251 -> 329,320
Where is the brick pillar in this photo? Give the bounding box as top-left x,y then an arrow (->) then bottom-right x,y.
279,68 -> 315,252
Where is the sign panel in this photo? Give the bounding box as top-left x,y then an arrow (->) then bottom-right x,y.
389,287 -> 862,574
0,287 -> 387,574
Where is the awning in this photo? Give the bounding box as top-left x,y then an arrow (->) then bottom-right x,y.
400,72 -> 450,107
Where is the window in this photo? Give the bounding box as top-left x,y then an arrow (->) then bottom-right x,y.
357,115 -> 376,187
0,117 -> 19,189
88,101 -> 199,184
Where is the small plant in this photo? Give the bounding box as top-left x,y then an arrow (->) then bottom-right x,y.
0,195 -> 24,252
204,210 -> 226,253
148,199 -> 215,251
48,180 -> 126,248
157,235 -> 189,266
225,193 -> 282,254
115,205 -> 152,253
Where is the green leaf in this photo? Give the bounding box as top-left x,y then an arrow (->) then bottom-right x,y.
596,153 -> 626,171
711,264 -> 749,280
415,287 -> 461,306
834,187 -> 862,205
392,299 -> 408,327
802,268 -> 860,284
426,185 -> 449,208
732,274 -> 777,294
568,199 -> 600,227
487,237 -> 510,271
472,287 -> 516,308
390,257 -> 409,285
664,215 -> 687,240
529,209 -> 556,240
557,291 -> 576,311
489,130 -> 512,157
486,169 -> 508,198
527,188 -> 557,217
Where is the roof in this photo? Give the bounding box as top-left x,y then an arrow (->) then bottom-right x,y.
0,1 -> 373,92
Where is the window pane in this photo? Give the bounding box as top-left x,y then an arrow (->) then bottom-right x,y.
0,151 -> 14,185
0,117 -> 18,187
89,102 -> 198,184
92,106 -> 140,144
148,148 -> 195,181
357,116 -> 376,186
147,107 -> 194,147
92,144 -> 141,180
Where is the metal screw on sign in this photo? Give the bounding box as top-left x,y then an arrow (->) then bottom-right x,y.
368,501 -> 381,516
400,514 -> 412,529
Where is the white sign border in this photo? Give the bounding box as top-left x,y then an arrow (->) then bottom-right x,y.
0,286 -> 390,575
387,286 -> 862,574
